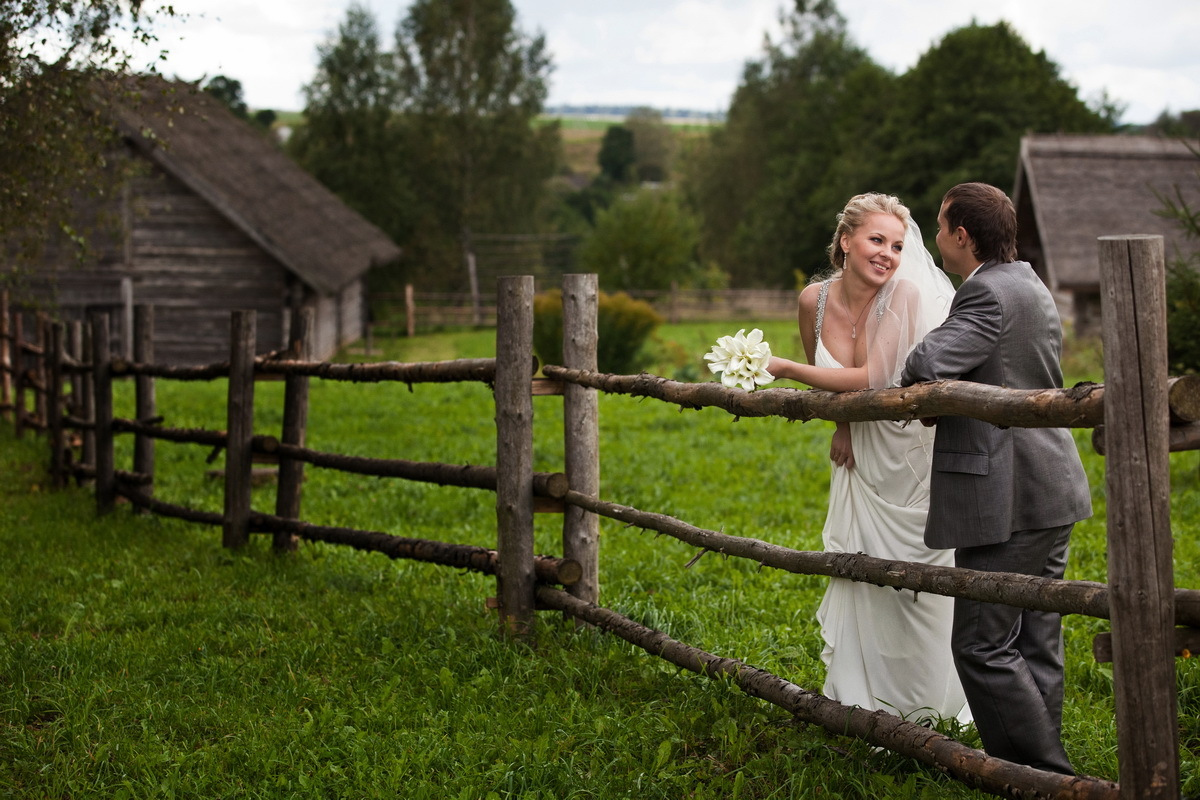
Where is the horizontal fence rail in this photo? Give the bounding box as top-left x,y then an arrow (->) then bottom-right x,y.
559,489 -> 1200,628
116,484 -> 582,587
542,366 -> 1117,428
111,419 -> 570,497
110,356 -> 507,384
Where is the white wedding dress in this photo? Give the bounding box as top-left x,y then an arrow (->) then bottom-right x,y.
813,280 -> 971,724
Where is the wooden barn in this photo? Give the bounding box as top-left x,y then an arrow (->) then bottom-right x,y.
1012,133 -> 1200,334
16,78 -> 400,365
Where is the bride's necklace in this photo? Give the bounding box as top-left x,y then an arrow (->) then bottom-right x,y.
839,280 -> 878,340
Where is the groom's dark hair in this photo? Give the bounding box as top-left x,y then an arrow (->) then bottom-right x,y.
942,182 -> 1018,263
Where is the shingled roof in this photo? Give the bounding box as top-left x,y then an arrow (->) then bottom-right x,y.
1013,134 -> 1200,291
108,77 -> 400,295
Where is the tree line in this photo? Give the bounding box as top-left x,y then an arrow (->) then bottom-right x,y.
279,0 -> 1127,293
2,0 -> 1195,304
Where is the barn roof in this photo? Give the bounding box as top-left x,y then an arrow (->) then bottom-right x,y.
108,77 -> 401,295
1013,133 -> 1200,291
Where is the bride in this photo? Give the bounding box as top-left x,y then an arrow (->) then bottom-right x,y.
768,193 -> 970,723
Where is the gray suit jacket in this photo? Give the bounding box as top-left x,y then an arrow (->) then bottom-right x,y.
900,260 -> 1092,549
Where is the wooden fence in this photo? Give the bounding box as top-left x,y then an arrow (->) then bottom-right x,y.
3,237 -> 1199,799
366,285 -> 798,339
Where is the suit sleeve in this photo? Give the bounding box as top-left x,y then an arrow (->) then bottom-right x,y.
901,279 -> 1003,385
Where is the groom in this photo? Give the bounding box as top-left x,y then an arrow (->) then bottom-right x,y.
900,182 -> 1091,774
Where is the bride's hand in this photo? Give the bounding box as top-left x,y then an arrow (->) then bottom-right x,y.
830,422 -> 854,469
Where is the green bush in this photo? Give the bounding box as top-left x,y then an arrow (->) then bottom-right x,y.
1154,164 -> 1200,374
577,188 -> 700,292
533,288 -> 663,374
1166,257 -> 1200,374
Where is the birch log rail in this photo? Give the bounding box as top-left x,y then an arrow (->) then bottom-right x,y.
1093,421 -> 1200,455
542,366 -> 1105,428
111,356 -> 510,384
251,514 -> 582,587
1087,374 -> 1200,454
115,486 -> 581,586
254,357 -> 506,384
111,419 -> 570,497
561,489 -> 1200,627
538,586 -> 1120,800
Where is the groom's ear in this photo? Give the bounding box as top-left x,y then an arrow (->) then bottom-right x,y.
955,226 -> 976,254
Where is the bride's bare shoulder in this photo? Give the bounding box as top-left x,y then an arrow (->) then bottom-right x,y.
798,281 -> 825,317
799,281 -> 824,301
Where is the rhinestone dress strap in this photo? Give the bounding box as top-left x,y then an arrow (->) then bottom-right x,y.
815,279 -> 832,340
873,289 -> 888,320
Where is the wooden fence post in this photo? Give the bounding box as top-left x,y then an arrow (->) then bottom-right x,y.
120,276 -> 133,361
275,306 -> 313,552
91,311 -> 115,515
495,275 -> 535,637
133,306 -> 155,509
1098,234 -> 1177,798
47,322 -> 66,488
77,321 -> 95,485
562,274 -> 600,606
0,289 -> 10,420
67,320 -> 84,482
13,310 -> 24,438
68,320 -> 83,424
223,310 -> 256,549
34,312 -> 48,429
405,283 -> 415,338
362,292 -> 373,357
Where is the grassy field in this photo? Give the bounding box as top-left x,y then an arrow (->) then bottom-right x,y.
1,323 -> 1197,798
543,114 -> 714,181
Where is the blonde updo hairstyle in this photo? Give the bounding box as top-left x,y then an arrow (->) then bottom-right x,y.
826,192 -> 911,273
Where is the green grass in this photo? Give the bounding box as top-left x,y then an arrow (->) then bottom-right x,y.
1,323 -> 1197,798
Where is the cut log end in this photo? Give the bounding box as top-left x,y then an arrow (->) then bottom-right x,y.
542,471 -> 569,498
1169,375 -> 1200,423
556,559 -> 583,586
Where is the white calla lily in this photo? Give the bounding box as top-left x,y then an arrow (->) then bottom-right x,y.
703,328 -> 774,391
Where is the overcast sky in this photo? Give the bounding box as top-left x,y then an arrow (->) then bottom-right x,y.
135,0 -> 1199,125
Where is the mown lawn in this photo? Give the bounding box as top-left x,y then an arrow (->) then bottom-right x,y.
0,322 -> 1196,798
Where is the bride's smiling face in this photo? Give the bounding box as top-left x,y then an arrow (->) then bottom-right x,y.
840,212 -> 906,287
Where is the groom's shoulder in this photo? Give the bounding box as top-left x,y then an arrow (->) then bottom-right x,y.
978,259 -> 1030,275
975,260 -> 1038,291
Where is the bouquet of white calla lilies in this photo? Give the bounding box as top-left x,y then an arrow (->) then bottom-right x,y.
704,328 -> 775,391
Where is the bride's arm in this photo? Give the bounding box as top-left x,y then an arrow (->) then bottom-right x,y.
775,283 -> 859,468
768,357 -> 869,391
770,283 -> 870,391
769,355 -> 860,466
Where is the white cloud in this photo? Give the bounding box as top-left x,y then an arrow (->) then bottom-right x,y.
635,1 -> 780,65
128,0 -> 1198,124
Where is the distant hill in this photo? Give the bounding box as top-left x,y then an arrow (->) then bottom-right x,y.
545,104 -> 725,125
